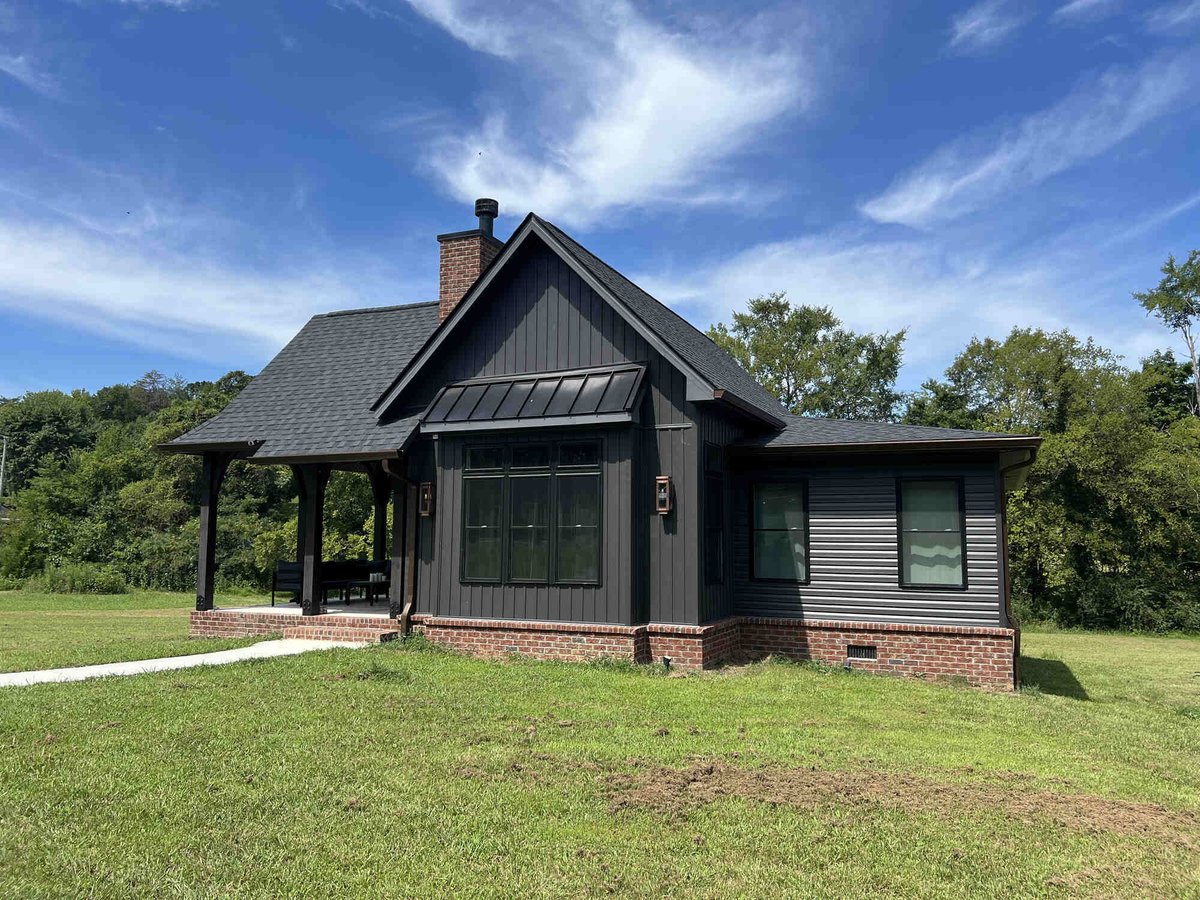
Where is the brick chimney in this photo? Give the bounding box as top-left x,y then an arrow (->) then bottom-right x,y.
438,198 -> 503,321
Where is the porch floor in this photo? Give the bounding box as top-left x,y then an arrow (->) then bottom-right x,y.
219,600 -> 392,619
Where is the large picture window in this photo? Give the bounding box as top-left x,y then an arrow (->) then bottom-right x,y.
460,442 -> 602,585
751,483 -> 808,582
898,479 -> 966,588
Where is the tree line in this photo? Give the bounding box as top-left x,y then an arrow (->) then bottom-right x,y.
1,253 -> 1197,630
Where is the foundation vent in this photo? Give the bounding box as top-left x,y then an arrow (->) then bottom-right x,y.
847,644 -> 877,660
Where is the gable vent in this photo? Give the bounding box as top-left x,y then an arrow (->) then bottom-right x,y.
846,644 -> 877,660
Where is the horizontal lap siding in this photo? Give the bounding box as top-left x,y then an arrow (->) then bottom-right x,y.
732,463 -> 1004,627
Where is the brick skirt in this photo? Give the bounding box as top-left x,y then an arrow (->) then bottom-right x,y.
190,610 -> 1016,690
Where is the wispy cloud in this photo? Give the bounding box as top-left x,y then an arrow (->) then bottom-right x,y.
637,223 -> 1168,387
0,53 -> 57,97
948,0 -> 1030,54
860,51 -> 1199,228
358,0 -> 816,228
1145,0 -> 1200,32
0,215 -> 416,364
1051,0 -> 1122,23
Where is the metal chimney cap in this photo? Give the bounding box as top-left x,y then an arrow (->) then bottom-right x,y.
475,198 -> 499,219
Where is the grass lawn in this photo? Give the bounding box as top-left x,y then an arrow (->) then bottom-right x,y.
0,590 -> 261,673
0,595 -> 1198,898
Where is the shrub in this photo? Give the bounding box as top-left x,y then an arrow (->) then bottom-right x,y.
26,562 -> 128,594
0,574 -> 22,591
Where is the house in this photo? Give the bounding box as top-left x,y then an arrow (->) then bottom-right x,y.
167,200 -> 1040,689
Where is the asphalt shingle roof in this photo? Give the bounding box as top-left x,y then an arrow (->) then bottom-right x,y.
535,216 -> 787,423
737,414 -> 1037,449
169,302 -> 439,460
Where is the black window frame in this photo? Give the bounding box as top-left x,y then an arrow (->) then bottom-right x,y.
703,442 -> 724,586
459,439 -> 603,587
749,480 -> 811,585
895,476 -> 968,591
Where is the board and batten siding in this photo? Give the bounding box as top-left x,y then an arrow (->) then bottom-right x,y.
400,237 -> 703,626
730,462 -> 1007,628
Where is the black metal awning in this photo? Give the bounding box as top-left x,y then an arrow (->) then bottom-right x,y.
420,363 -> 646,434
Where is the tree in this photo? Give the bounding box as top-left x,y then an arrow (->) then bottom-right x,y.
709,292 -> 905,420
1134,250 -> 1200,416
1133,350 -> 1193,429
903,328 -> 1124,434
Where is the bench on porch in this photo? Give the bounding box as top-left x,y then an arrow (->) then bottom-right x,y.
270,559 -> 390,607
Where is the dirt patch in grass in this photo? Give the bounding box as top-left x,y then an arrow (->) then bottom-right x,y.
607,760 -> 1200,848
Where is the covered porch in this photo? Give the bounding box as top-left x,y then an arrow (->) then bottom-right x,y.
186,447 -> 421,633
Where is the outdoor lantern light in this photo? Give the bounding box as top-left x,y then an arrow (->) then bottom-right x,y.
419,482 -> 434,517
655,475 -> 673,515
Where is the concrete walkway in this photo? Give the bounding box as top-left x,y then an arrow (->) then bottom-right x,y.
0,638 -> 366,688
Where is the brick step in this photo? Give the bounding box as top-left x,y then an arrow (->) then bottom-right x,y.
281,625 -> 401,643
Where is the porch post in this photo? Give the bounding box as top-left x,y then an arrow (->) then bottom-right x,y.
388,481 -> 405,620
365,462 -> 391,563
290,465 -> 308,567
196,451 -> 234,612
297,464 -> 330,616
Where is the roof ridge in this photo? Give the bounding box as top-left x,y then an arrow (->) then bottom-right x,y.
317,301 -> 438,318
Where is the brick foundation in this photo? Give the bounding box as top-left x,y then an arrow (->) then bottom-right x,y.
190,610 -> 1015,690
190,610 -> 401,644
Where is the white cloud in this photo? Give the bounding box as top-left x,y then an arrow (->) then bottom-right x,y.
0,214 -> 422,365
1051,0 -> 1122,23
636,226 -> 1166,388
0,53 -> 56,97
378,0 -> 814,228
947,0 -> 1029,54
860,51 -> 1199,228
1146,0 -> 1200,32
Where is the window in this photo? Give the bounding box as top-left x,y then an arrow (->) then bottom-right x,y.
556,474 -> 600,582
704,475 -> 724,584
898,479 -> 966,588
466,446 -> 504,471
462,477 -> 503,581
751,483 -> 808,582
704,443 -> 724,585
509,476 -> 550,582
460,441 -> 602,585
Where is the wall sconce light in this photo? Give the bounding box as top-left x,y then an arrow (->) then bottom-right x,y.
419,482 -> 434,517
655,475 -> 673,515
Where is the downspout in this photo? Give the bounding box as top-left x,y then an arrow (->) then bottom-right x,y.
998,447 -> 1038,689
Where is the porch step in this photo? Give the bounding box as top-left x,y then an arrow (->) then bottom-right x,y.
281,625 -> 401,644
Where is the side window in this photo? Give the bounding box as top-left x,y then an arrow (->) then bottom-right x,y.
751,483 -> 808,582
704,443 -> 724,585
898,479 -> 966,588
461,477 -> 503,582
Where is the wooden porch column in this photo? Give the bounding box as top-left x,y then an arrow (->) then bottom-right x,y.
364,462 -> 391,564
296,464 -> 330,616
383,459 -> 419,629
290,465 -> 308,568
196,451 -> 235,612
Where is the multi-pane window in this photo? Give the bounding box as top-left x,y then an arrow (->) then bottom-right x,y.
751,483 -> 808,582
898,479 -> 966,588
461,442 -> 602,585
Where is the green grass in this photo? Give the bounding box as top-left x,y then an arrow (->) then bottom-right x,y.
0,595 -> 1197,898
0,590 -> 262,673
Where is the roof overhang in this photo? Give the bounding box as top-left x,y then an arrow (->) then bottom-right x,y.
371,215 -> 724,421
730,435 -> 1043,456
157,439 -> 264,457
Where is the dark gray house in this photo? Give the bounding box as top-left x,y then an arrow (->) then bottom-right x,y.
170,201 -> 1039,689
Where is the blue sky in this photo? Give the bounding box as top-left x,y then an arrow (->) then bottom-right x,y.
1,0 -> 1198,398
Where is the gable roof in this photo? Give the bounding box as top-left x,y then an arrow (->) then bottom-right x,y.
735,414 -> 1041,452
372,214 -> 786,428
533,217 -> 787,424
166,302 -> 439,461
